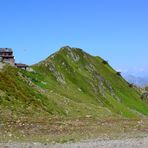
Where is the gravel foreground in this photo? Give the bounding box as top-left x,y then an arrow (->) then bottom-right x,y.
0,137 -> 148,148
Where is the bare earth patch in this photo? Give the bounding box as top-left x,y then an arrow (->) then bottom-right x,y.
0,117 -> 147,147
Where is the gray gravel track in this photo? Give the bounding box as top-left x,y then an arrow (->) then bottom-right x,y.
0,137 -> 147,148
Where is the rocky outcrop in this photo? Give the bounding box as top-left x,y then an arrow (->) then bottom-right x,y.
141,93 -> 148,103
48,62 -> 66,84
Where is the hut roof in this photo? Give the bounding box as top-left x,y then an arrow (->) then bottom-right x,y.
15,63 -> 29,68
0,48 -> 13,53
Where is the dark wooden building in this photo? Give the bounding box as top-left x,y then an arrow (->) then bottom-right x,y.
0,48 -> 29,70
0,48 -> 15,65
15,63 -> 29,70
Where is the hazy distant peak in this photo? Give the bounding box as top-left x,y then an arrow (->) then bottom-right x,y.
123,74 -> 148,87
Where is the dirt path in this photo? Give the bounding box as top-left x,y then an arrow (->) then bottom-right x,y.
0,137 -> 147,148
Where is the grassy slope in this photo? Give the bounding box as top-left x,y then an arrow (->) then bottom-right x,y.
0,66 -> 66,121
0,66 -> 112,122
0,46 -> 148,123
32,46 -> 148,118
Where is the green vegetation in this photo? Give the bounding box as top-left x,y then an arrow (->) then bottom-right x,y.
0,46 -> 148,123
0,46 -> 148,142
33,46 -> 148,117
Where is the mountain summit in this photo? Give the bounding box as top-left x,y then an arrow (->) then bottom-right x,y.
33,46 -> 147,117
0,46 -> 148,122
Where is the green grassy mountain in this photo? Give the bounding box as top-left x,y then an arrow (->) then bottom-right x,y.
0,46 -> 148,122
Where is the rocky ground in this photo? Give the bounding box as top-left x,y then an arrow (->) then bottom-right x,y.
0,118 -> 147,148
0,137 -> 147,148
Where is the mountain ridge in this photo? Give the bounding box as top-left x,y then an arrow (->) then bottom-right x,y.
32,46 -> 148,117
0,46 -> 148,123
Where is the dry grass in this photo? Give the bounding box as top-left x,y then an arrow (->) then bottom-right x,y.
0,117 -> 148,143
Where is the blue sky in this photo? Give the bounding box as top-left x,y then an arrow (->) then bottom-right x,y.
0,0 -> 148,76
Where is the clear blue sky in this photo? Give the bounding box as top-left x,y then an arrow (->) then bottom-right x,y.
0,0 -> 148,76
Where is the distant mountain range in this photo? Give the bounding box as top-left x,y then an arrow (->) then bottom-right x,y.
123,75 -> 148,87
